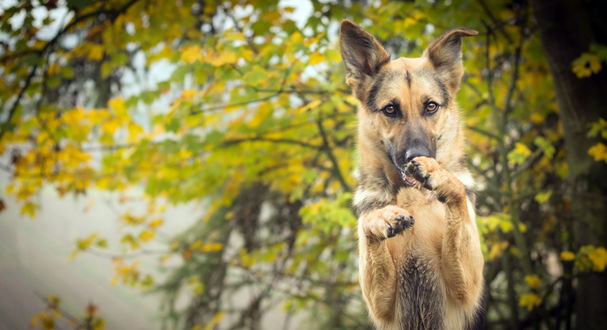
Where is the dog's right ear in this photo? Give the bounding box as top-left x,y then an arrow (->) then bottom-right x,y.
423,28 -> 477,92
339,20 -> 390,87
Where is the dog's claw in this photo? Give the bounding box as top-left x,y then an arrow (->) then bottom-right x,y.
382,215 -> 415,240
397,214 -> 415,230
386,223 -> 395,238
406,159 -> 434,190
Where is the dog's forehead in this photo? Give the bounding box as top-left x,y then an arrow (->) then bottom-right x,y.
389,57 -> 427,70
366,56 -> 449,110
378,57 -> 436,90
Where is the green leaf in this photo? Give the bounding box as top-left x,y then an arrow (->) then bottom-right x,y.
508,143 -> 532,166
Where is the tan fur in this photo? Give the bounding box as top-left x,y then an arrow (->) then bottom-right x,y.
340,20 -> 484,329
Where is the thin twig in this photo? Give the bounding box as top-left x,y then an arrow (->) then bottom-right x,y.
476,0 -> 514,43
189,94 -> 277,115
86,248 -> 168,259
223,137 -> 321,150
315,118 -> 351,192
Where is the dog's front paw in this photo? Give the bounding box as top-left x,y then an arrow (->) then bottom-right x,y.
362,205 -> 414,240
405,156 -> 446,191
405,157 -> 466,203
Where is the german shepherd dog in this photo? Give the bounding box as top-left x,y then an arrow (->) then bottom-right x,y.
339,21 -> 484,329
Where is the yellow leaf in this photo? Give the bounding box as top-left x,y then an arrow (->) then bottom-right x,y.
149,218 -> 164,228
204,312 -> 225,330
189,276 -> 204,294
77,233 -> 99,250
290,32 -> 303,45
206,50 -> 238,66
530,112 -> 544,124
48,63 -> 60,75
296,99 -> 321,113
588,143 -> 607,162
589,55 -> 602,73
181,89 -> 198,100
309,51 -> 324,65
200,243 -> 223,252
560,251 -> 575,261
572,53 -> 602,78
111,258 -> 141,286
588,247 -> 607,271
487,241 -> 508,260
139,230 -> 156,242
225,31 -> 246,42
149,46 -> 174,63
191,240 -> 203,250
21,202 -> 37,218
524,275 -> 541,289
508,142 -> 532,165
325,49 -> 341,63
101,117 -> 121,137
180,45 -> 203,64
88,44 -> 104,61
519,223 -> 527,233
5,184 -> 15,194
108,97 -> 128,119
519,293 -> 542,311
534,191 -> 552,204
121,214 -> 145,225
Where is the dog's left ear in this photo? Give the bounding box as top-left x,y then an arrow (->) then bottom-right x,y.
424,28 -> 478,92
339,20 -> 390,88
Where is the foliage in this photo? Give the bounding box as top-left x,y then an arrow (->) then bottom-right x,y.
588,118 -> 607,163
0,0 -> 606,329
30,295 -> 105,330
572,44 -> 607,78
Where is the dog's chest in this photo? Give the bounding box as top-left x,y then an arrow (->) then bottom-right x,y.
396,187 -> 447,220
395,187 -> 447,254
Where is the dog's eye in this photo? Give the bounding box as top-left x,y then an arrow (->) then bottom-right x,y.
424,101 -> 440,114
381,104 -> 399,117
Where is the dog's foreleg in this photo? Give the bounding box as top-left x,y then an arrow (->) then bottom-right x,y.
405,157 -> 484,307
356,193 -> 414,324
441,196 -> 484,307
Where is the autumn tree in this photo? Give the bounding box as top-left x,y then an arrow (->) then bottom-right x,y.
531,0 -> 607,328
1,0 -> 606,329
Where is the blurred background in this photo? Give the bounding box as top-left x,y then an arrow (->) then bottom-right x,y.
1,0 -> 606,329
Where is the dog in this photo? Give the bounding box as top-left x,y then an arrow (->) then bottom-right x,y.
339,20 -> 484,329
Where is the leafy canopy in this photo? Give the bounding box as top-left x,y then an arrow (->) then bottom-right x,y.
1,0 -> 605,329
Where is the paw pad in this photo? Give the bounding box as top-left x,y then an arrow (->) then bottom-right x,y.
383,215 -> 415,239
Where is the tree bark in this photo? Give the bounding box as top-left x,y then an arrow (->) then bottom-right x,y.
530,0 -> 607,329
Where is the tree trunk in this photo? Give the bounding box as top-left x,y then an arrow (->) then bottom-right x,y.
530,0 -> 607,329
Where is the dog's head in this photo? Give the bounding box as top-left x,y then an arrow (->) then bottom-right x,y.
339,20 -> 476,185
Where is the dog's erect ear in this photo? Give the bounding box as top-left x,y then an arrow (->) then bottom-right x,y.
424,27 -> 478,91
339,20 -> 390,87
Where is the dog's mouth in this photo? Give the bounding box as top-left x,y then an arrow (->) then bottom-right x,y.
400,169 -> 417,187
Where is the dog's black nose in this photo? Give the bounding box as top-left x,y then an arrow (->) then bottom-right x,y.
405,145 -> 432,162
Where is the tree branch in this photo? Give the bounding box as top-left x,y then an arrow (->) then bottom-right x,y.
0,0 -> 142,140
475,0 -> 514,43
189,94 -> 278,115
223,137 -> 321,150
315,118 -> 351,192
